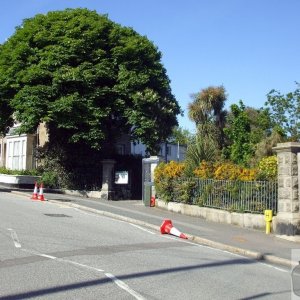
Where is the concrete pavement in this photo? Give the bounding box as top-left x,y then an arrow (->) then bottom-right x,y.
5,187 -> 300,268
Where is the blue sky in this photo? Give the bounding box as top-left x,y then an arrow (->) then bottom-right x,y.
1,0 -> 299,132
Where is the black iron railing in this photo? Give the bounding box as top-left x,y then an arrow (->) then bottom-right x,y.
168,178 -> 278,214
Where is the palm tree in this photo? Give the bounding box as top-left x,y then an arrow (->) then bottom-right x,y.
188,85 -> 227,149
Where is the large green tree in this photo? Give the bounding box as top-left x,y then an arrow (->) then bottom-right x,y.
224,103 -> 277,166
223,101 -> 254,166
0,9 -> 180,154
265,82 -> 300,141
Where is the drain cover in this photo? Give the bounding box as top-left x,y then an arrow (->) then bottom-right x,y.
44,214 -> 71,218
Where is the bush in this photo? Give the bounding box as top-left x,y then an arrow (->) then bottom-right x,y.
193,161 -> 214,179
193,160 -> 258,181
257,155 -> 277,181
184,134 -> 219,176
154,161 -> 185,202
154,161 -> 185,183
214,162 -> 242,180
41,171 -> 60,189
153,151 -> 279,210
0,167 -> 40,176
36,144 -> 72,189
172,179 -> 196,204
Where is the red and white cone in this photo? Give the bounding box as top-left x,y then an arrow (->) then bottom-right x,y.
150,196 -> 155,207
38,183 -> 45,201
160,219 -> 188,239
31,182 -> 38,200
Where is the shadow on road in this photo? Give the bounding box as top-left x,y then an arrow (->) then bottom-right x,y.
0,257 -> 283,300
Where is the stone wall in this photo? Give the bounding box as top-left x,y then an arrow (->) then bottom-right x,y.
156,199 -> 266,230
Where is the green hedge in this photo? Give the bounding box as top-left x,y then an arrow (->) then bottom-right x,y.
0,167 -> 40,176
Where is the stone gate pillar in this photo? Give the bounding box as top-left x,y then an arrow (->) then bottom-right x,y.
273,142 -> 300,235
142,156 -> 163,206
100,159 -> 116,200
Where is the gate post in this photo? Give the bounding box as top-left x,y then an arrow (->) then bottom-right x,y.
100,159 -> 116,200
273,142 -> 300,235
142,156 -> 162,206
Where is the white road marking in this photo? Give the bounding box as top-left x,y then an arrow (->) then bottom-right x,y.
39,253 -> 57,260
129,223 -> 155,234
7,228 -> 21,248
21,248 -> 143,299
105,272 -> 146,300
60,258 -> 105,273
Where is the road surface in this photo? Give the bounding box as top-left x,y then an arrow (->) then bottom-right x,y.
0,191 -> 292,299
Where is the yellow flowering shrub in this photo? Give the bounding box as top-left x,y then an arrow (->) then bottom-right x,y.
193,161 -> 214,179
154,161 -> 186,202
193,160 -> 258,181
154,161 -> 185,181
154,156 -> 276,205
257,155 -> 277,181
214,162 -> 241,180
163,161 -> 185,178
238,168 -> 258,181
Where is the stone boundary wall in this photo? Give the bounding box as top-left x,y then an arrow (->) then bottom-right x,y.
61,190 -> 102,198
156,199 -> 266,230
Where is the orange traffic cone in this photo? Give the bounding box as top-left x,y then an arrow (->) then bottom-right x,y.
150,196 -> 155,207
38,182 -> 45,201
31,182 -> 39,200
160,219 -> 188,239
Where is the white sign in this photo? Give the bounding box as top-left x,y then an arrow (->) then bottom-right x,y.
115,171 -> 128,184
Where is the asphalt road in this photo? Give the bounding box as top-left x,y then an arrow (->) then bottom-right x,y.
0,191 -> 293,299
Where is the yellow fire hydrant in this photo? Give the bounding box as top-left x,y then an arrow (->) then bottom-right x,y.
264,210 -> 273,234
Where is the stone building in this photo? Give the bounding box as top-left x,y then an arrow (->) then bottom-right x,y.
0,122 -> 132,170
0,123 -> 42,170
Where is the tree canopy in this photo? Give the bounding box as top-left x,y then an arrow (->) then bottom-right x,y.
188,85 -> 227,150
168,126 -> 193,145
0,8 -> 180,153
223,101 -> 255,166
265,82 -> 300,141
188,85 -> 227,126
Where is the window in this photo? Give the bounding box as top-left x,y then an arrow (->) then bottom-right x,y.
12,141 -> 20,169
6,137 -> 27,170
